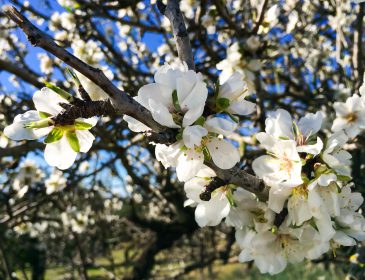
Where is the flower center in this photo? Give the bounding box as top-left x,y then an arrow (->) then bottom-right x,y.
345,112 -> 358,123
280,156 -> 294,174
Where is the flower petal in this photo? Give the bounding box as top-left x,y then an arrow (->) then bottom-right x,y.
183,125 -> 207,148
123,115 -> 151,132
204,117 -> 237,136
33,87 -> 65,115
76,130 -> 95,153
206,138 -> 240,169
149,99 -> 180,128
44,135 -> 77,169
4,111 -> 52,140
298,111 -> 323,137
176,149 -> 204,181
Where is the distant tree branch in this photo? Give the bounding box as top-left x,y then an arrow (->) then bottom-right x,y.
157,0 -> 195,70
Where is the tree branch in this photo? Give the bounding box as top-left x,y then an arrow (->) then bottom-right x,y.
3,5 -> 166,133
0,58 -> 44,88
3,5 -> 269,201
157,0 -> 195,70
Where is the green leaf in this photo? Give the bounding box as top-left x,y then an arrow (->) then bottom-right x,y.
292,121 -> 301,138
176,131 -> 183,141
225,190 -> 236,207
66,130 -> 80,152
66,68 -> 81,86
216,97 -> 230,111
45,82 -> 74,102
74,120 -> 93,130
25,119 -> 53,129
172,90 -> 181,111
337,175 -> 351,182
194,116 -> 205,126
203,147 -> 211,161
39,111 -> 52,119
44,127 -> 64,144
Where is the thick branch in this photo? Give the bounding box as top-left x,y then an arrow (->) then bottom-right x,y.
206,162 -> 268,201
54,99 -> 114,125
157,0 -> 195,70
4,5 -> 165,133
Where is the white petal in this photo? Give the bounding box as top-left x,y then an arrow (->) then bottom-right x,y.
195,193 -> 230,227
265,109 -> 294,139
206,138 -> 240,169
268,188 -> 291,213
4,111 -> 52,140
176,149 -> 204,181
182,125 -> 207,148
176,70 -> 198,105
154,65 -> 183,89
123,115 -> 151,132
179,80 -> 208,112
44,136 -> 77,169
135,83 -> 172,109
255,132 -> 277,151
148,99 -> 180,128
33,87 -> 65,115
155,142 -> 182,168
252,155 -> 278,178
204,117 -> 237,136
298,111 -> 323,137
182,104 -> 204,127
79,117 -> 98,127
76,130 -> 95,153
333,231 -> 356,246
184,177 -> 207,202
296,137 -> 323,155
219,72 -> 246,100
228,99 -> 256,116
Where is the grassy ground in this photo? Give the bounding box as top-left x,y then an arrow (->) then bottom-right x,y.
16,252 -> 345,280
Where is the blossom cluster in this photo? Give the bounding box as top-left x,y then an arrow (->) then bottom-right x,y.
3,63 -> 365,275
123,64 -> 256,182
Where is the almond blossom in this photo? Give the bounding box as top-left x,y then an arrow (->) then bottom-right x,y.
4,87 -> 97,169
217,72 -> 256,116
332,94 -> 365,138
156,117 -> 240,182
124,64 -> 208,131
183,166 -> 232,227
264,109 -> 324,155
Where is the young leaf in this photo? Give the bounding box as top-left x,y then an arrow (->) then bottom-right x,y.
66,131 -> 80,152
25,119 -> 54,129
172,90 -> 181,111
216,97 -> 230,111
225,190 -> 236,207
44,127 -> 64,143
66,68 -> 81,86
75,120 -> 93,130
39,111 -> 53,119
45,82 -> 74,102
194,116 -> 205,126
